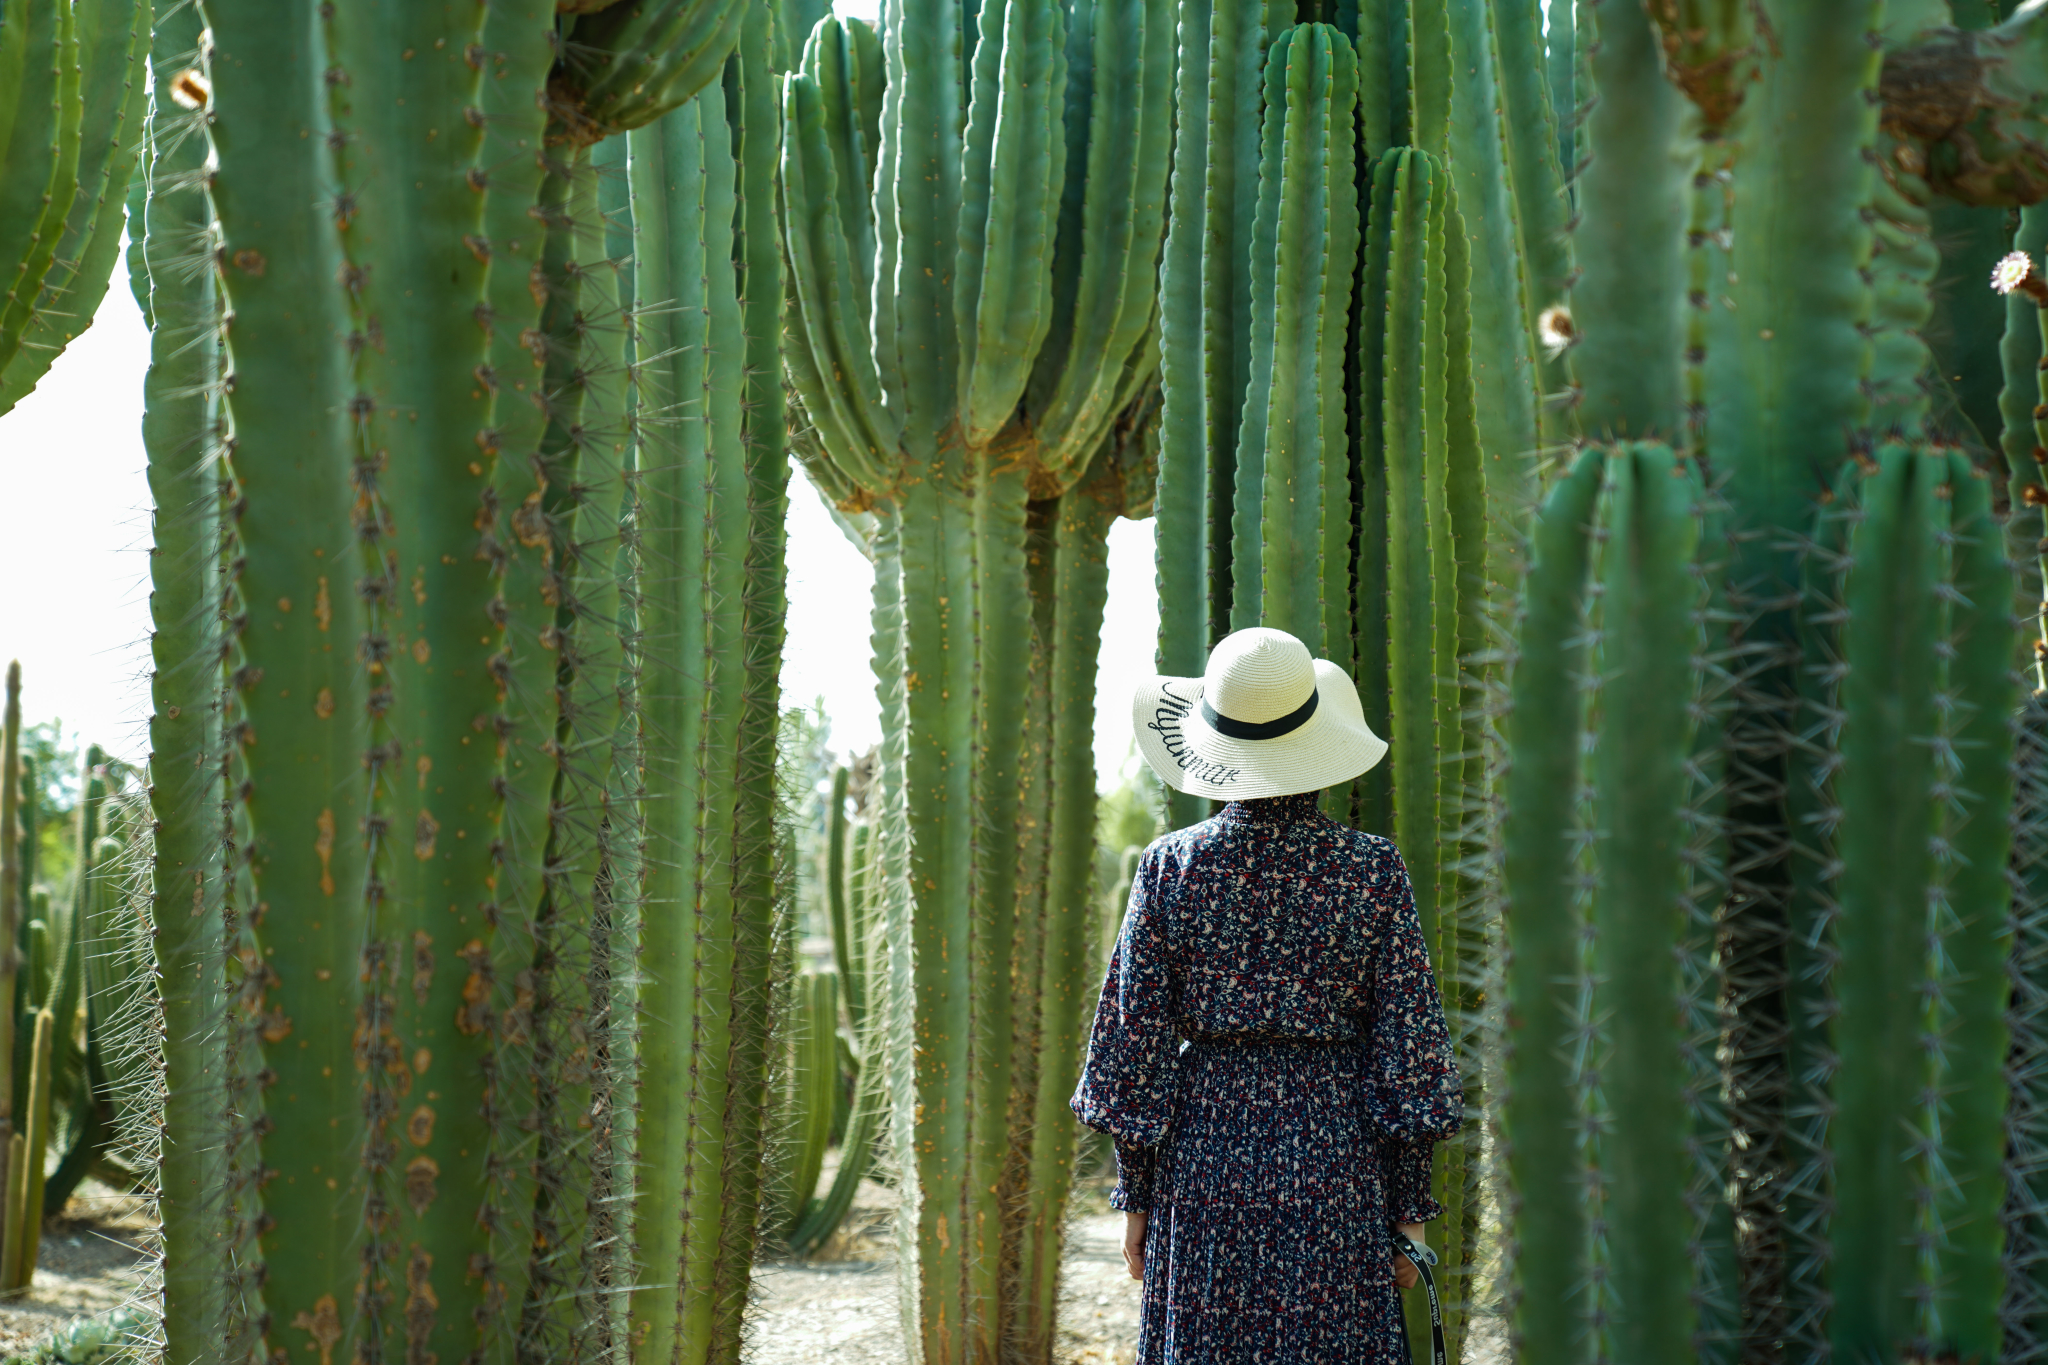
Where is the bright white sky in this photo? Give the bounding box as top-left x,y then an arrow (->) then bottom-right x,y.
0,238 -> 1158,789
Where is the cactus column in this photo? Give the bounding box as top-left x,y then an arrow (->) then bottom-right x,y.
178,3 -> 756,1362
779,0 -> 1168,1355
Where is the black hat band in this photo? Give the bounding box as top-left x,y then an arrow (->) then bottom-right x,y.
1200,688 -> 1318,741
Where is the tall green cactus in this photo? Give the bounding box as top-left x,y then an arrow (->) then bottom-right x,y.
778,0 -> 1167,1354
0,0 -> 150,416
1491,1 -> 2048,1358
141,5 -> 766,1363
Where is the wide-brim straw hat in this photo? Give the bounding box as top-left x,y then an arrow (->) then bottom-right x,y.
1132,627 -> 1387,801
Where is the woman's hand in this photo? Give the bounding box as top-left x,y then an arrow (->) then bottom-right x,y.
1123,1210 -> 1148,1281
1392,1222 -> 1427,1290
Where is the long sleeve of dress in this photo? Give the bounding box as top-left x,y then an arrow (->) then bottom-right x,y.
1071,851 -> 1180,1212
1363,844 -> 1464,1225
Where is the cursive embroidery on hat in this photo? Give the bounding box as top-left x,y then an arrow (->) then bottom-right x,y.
1144,681 -> 1243,787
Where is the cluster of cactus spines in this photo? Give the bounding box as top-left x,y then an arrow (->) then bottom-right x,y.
778,0 -> 1168,1353
0,0 -> 150,417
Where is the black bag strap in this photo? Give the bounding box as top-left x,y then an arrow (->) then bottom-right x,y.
1396,1233 -> 1448,1365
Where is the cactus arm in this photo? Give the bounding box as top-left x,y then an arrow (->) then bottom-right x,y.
1542,0 -> 1573,185
625,90 -> 736,1365
0,0 -> 79,383
781,20 -> 899,486
1585,444 -> 1705,1361
1235,25 -> 1359,651
961,461 -> 1030,1358
197,4 -> 377,1356
1441,0 -> 1540,517
1407,0 -> 1450,158
1379,148 -> 1447,968
1351,150 -> 1397,839
708,20 -> 792,1362
1488,0 -> 1577,457
11,1009 -> 50,1285
561,0 -> 751,136
1499,446 -> 1603,1362
0,0 -> 149,414
318,7 -> 515,1357
139,1 -> 228,1347
894,472 -> 980,1365
1020,0 -> 1173,482
955,0 -> 1066,448
826,767 -> 857,1016
1151,0 -> 1266,827
1928,454 -> 2016,1357
1708,2 -> 1884,533
873,0 -> 964,459
1829,446 -> 1944,1355
1571,0 -> 1687,441
1016,453 -> 1116,1362
1200,0 -> 1289,642
0,0 -> 81,381
783,973 -> 840,1228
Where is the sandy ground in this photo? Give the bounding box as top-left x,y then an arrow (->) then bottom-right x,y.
744,1164 -> 1142,1365
743,1155 -> 1505,1365
0,1165 -> 1503,1364
0,1180 -> 153,1360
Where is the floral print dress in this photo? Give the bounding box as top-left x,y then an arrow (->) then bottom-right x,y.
1070,792 -> 1463,1365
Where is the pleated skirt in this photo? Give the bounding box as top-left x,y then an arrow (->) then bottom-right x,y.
1137,1039 -> 1409,1365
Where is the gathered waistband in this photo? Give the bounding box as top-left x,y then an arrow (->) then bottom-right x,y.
1182,1034 -> 1358,1050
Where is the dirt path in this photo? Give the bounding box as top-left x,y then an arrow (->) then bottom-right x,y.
743,1175 -> 1141,1365
0,1182 -> 153,1360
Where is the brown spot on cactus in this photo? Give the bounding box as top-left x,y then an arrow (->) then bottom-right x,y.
315,687 -> 335,718
260,1008 -> 292,1043
405,1157 -> 440,1217
407,1105 -> 435,1147
314,577 -> 332,632
454,941 -> 493,1035
411,931 -> 434,1004
416,755 -> 432,788
2024,484 -> 2048,507
414,1048 -> 430,1074
412,637 -> 431,665
232,249 -> 267,276
315,809 -> 336,896
404,1244 -> 439,1358
290,1295 -> 342,1365
415,811 -> 439,860
511,495 -> 548,548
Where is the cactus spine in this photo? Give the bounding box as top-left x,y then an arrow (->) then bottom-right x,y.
778,0 -> 1168,1352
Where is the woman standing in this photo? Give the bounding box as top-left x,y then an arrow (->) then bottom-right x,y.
1072,627 -> 1463,1364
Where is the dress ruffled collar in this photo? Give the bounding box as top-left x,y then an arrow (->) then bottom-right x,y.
1216,791 -> 1325,826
